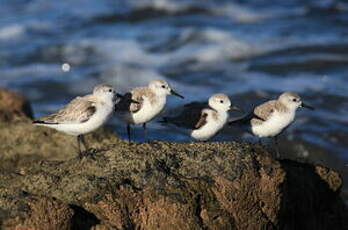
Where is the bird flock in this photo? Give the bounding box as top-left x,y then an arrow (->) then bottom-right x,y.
33,79 -> 314,158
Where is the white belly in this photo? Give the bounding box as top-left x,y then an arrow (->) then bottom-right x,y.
191,112 -> 228,141
123,97 -> 166,124
49,103 -> 113,136
251,111 -> 295,138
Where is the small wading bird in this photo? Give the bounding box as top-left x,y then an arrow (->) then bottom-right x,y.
33,84 -> 121,158
115,79 -> 184,142
160,94 -> 243,141
228,92 -> 314,158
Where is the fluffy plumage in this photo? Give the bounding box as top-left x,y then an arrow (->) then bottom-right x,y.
161,93 -> 241,141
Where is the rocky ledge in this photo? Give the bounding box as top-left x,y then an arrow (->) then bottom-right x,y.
0,89 -> 347,230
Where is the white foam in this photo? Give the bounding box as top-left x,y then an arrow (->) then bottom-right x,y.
0,64 -> 62,81
212,3 -> 306,23
55,37 -> 211,99
171,28 -> 264,62
129,0 -> 306,23
61,39 -> 169,67
130,0 -> 190,12
0,24 -> 24,40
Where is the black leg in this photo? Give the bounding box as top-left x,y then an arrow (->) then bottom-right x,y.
143,123 -> 147,141
258,138 -> 263,146
77,135 -> 82,157
81,134 -> 97,156
127,124 -> 131,142
80,135 -> 88,151
273,136 -> 280,159
77,135 -> 100,159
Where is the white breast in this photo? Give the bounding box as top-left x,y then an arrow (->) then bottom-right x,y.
251,110 -> 295,138
123,96 -> 166,124
55,101 -> 114,136
191,110 -> 228,141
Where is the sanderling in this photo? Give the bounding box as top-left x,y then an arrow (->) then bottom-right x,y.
160,94 -> 243,141
115,79 -> 184,142
33,84 -> 118,158
229,92 -> 314,158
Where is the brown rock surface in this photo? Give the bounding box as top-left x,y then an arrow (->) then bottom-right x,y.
0,89 -> 33,122
0,89 -> 347,230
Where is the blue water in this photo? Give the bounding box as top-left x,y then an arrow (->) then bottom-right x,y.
1,0 -> 347,195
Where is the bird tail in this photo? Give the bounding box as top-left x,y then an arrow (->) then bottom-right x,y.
228,119 -> 245,126
158,117 -> 191,137
158,116 -> 183,127
228,115 -> 249,126
158,117 -> 170,125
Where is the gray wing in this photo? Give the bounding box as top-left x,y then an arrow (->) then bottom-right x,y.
229,100 -> 276,126
253,100 -> 276,121
160,102 -> 208,130
34,96 -> 96,124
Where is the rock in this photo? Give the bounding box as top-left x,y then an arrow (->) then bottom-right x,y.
0,135 -> 347,230
0,89 -> 33,122
0,91 -> 346,230
0,120 -> 116,164
22,197 -> 73,230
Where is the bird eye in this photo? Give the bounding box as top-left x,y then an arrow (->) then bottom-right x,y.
220,100 -> 224,103
161,85 -> 166,89
292,98 -> 297,102
108,89 -> 113,92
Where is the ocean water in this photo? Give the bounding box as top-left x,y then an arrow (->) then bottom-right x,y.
0,0 -> 347,198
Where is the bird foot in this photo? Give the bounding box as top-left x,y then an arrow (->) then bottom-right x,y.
78,148 -> 100,160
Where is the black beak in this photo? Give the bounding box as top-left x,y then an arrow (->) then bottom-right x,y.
170,89 -> 184,99
230,105 -> 244,113
300,102 -> 315,110
116,93 -> 140,104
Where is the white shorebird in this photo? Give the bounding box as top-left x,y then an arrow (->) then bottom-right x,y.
33,84 -> 118,157
160,94 -> 243,141
229,92 -> 314,157
115,79 -> 184,142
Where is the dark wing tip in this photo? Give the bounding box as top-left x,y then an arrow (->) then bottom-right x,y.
158,117 -> 169,124
253,113 -> 266,121
228,111 -> 257,126
33,120 -> 58,125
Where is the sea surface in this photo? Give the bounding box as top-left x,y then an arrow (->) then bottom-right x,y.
0,0 -> 347,200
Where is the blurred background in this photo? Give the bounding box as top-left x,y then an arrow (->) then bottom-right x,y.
0,0 -> 347,200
